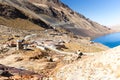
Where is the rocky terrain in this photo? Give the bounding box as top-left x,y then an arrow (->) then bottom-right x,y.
0,25 -> 109,79
0,0 -> 118,80
0,64 -> 44,80
55,46 -> 120,80
0,0 -> 112,39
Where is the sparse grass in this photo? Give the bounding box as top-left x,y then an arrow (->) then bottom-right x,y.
64,42 -> 105,53
0,17 -> 44,30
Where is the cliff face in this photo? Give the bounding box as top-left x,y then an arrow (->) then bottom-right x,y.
0,3 -> 28,19
0,0 -> 111,38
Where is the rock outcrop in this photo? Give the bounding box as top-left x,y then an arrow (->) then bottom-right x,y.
0,64 -> 44,80
0,4 -> 28,19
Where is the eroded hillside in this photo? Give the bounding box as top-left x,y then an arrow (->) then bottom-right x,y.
0,0 -> 112,38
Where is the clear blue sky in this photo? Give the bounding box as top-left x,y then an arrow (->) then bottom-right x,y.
61,0 -> 120,27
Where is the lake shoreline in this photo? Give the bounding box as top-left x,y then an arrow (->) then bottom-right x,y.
92,32 -> 120,48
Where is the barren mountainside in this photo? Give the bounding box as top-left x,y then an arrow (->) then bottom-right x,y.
0,1 -> 118,80
0,0 -> 111,38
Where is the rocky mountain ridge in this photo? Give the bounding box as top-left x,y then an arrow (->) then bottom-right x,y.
0,0 -> 112,39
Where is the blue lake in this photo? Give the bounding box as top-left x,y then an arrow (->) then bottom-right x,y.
92,32 -> 120,48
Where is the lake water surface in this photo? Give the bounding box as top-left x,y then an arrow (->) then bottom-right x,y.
92,32 -> 120,48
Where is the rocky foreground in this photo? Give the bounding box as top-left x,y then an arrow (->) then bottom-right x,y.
0,25 -> 110,80
0,64 -> 43,80
0,41 -> 120,80
0,25 -> 119,80
55,46 -> 120,80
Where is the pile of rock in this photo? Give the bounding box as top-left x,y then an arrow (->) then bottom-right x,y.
0,44 -> 9,54
0,64 -> 44,80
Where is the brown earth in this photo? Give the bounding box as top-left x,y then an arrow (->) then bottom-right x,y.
0,17 -> 44,30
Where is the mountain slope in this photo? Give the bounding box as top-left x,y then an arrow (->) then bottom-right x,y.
111,25 -> 120,32
0,0 -> 111,38
55,46 -> 120,80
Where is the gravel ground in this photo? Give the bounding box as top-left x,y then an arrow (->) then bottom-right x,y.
55,46 -> 120,80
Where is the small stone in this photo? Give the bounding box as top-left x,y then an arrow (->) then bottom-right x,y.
53,58 -> 59,62
0,70 -> 3,75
